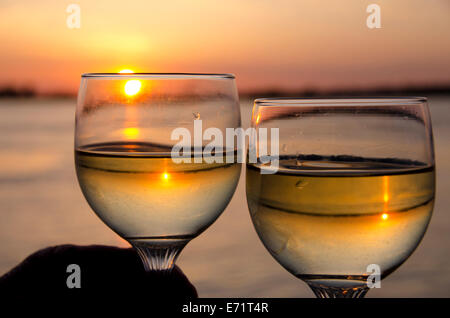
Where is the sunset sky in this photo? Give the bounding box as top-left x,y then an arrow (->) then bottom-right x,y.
0,0 -> 449,93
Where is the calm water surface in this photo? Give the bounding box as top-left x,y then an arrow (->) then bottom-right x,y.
0,97 -> 449,297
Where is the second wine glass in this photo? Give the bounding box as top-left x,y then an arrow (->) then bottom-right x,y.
246,97 -> 435,297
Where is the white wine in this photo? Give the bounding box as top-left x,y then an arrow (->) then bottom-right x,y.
76,143 -> 241,245
246,156 -> 435,284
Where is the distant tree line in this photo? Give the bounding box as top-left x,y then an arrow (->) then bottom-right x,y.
0,86 -> 36,98
240,84 -> 450,99
1,84 -> 449,99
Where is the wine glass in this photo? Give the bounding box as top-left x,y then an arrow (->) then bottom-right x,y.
246,97 -> 435,298
75,73 -> 241,272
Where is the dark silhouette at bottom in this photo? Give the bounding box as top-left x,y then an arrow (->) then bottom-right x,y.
0,244 -> 197,300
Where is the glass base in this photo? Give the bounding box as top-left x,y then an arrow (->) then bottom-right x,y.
129,237 -> 190,272
301,276 -> 369,298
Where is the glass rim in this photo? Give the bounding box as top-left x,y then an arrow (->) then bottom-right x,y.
81,72 -> 235,79
254,96 -> 427,106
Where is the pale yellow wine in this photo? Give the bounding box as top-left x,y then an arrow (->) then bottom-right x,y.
246,157 -> 434,283
76,143 -> 241,242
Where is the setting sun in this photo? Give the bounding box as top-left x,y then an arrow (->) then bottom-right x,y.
119,69 -> 134,74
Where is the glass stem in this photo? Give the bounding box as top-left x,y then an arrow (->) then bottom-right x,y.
130,238 -> 189,272
307,282 -> 369,298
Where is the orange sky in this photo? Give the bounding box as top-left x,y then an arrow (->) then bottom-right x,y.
0,0 -> 449,93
